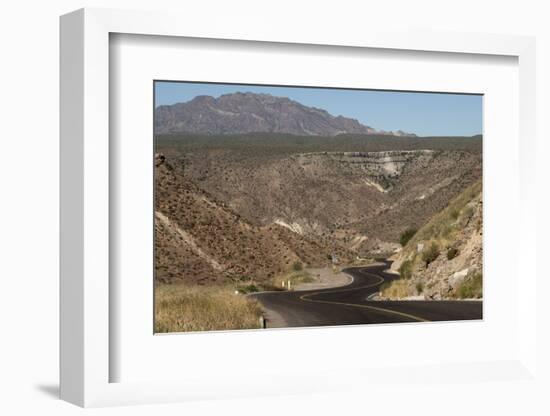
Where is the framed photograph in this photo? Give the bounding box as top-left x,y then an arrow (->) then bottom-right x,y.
152,80 -> 484,334
60,8 -> 537,407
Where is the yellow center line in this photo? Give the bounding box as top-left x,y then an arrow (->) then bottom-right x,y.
299,268 -> 429,323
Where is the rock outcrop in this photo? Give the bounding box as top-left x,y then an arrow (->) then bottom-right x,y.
384,180 -> 483,299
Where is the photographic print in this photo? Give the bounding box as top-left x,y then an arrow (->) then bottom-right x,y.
154,81 -> 483,333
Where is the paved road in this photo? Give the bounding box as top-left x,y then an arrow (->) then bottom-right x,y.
250,261 -> 482,328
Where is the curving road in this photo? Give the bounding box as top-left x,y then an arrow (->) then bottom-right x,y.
250,261 -> 482,328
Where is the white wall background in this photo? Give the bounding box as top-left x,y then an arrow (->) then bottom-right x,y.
0,0 -> 548,414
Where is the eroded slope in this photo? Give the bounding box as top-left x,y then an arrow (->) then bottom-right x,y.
155,155 -> 352,284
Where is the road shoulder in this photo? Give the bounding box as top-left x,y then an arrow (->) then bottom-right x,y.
292,266 -> 353,291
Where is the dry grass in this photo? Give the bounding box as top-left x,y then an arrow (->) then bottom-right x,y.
453,272 -> 483,299
155,283 -> 263,333
380,279 -> 411,299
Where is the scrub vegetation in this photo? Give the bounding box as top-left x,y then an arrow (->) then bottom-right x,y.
155,284 -> 263,333
453,271 -> 483,299
382,180 -> 483,299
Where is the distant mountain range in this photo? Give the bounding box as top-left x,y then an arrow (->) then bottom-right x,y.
155,92 -> 417,137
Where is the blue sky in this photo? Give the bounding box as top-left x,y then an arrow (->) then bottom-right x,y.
155,81 -> 482,137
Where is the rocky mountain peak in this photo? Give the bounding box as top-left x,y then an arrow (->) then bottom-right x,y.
155,92 -> 417,137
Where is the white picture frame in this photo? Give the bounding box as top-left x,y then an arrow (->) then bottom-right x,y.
60,7 -> 537,408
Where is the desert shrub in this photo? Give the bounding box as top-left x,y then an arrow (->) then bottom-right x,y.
399,228 -> 417,247
462,206 -> 475,220
292,261 -> 303,271
237,283 -> 260,294
456,272 -> 482,299
450,208 -> 460,220
236,275 -> 251,282
447,247 -> 459,260
422,242 -> 440,266
441,223 -> 455,239
295,273 -> 315,284
398,260 -> 413,279
415,281 -> 424,294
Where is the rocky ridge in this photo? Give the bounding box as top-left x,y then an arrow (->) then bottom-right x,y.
155,92 -> 417,137
177,147 -> 482,251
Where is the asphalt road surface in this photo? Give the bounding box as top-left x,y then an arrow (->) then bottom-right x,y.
250,261 -> 482,328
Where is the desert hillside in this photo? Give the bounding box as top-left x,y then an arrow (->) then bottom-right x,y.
155,154 -> 352,285
384,180 -> 483,299
157,134 -> 481,255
